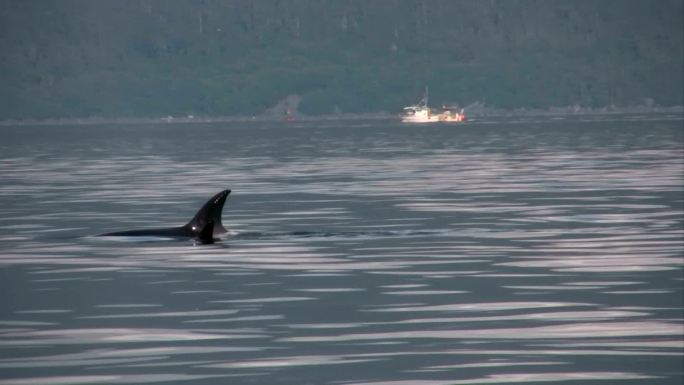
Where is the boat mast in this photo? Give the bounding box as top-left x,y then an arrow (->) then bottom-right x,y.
424,86 -> 428,107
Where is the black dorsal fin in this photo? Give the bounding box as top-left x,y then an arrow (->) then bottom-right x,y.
185,189 -> 230,236
195,220 -> 215,244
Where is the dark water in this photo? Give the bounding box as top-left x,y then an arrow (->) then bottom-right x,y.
1,115 -> 683,385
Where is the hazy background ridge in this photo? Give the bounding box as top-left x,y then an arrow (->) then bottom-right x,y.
1,0 -> 682,119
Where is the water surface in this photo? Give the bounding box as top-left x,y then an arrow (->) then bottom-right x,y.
1,115 -> 683,384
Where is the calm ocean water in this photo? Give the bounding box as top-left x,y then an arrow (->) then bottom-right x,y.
1,115 -> 683,385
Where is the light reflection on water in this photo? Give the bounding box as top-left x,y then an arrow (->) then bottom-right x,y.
0,116 -> 682,384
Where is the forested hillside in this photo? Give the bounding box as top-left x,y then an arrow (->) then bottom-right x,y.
1,0 -> 682,119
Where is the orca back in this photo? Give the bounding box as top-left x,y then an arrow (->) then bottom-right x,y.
99,189 -> 231,240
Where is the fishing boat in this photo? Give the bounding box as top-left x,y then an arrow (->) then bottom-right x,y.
401,88 -> 465,123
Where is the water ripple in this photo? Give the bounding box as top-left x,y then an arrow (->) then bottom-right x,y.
1,118 -> 682,384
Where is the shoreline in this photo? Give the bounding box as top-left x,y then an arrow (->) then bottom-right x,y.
1,106 -> 682,127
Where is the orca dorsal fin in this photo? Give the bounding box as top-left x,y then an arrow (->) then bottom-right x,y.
186,189 -> 230,236
195,220 -> 215,244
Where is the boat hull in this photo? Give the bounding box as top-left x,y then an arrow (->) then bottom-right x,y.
401,114 -> 465,123
401,116 -> 439,123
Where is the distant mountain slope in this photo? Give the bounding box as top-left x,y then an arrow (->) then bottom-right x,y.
1,0 -> 681,119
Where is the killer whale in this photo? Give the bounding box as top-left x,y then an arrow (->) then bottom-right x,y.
99,189 -> 230,243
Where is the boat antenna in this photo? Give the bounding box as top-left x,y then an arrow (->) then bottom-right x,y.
419,86 -> 428,107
